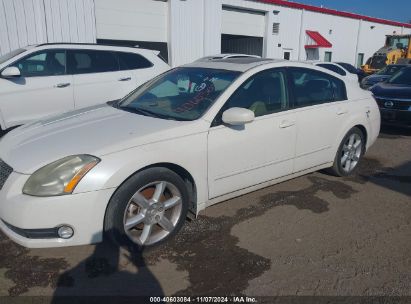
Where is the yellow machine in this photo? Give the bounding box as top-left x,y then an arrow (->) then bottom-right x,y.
362,34 -> 411,74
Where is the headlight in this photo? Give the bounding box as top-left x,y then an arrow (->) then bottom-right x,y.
23,155 -> 100,197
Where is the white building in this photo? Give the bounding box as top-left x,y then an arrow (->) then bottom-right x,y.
1,0 -> 411,68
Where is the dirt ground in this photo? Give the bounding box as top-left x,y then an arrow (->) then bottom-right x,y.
0,126 -> 410,301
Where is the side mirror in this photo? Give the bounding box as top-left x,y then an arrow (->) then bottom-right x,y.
222,107 -> 255,126
1,67 -> 21,78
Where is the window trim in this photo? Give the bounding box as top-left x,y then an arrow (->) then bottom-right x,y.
6,49 -> 68,78
211,67 -> 290,127
286,67 -> 347,110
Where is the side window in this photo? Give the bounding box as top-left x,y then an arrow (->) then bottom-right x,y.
12,50 -> 66,77
68,50 -> 119,74
118,52 -> 153,70
223,69 -> 288,118
317,63 -> 347,76
289,68 -> 347,108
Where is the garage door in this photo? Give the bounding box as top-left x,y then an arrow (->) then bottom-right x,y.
95,0 -> 168,43
222,6 -> 265,38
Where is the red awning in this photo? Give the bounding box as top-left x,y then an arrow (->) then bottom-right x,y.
305,30 -> 332,48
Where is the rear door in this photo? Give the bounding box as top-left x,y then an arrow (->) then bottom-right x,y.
68,49 -> 133,109
287,67 -> 348,172
117,51 -> 158,94
0,49 -> 74,128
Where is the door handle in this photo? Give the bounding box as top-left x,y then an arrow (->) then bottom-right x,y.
336,109 -> 348,115
279,120 -> 296,128
54,83 -> 71,88
118,77 -> 132,82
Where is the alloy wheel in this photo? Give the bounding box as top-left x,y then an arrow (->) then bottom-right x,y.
123,181 -> 183,246
341,133 -> 362,173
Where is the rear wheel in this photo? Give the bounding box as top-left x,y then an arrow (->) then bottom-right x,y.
104,167 -> 189,249
329,127 -> 365,176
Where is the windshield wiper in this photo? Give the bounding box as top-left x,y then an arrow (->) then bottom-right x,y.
119,106 -> 185,121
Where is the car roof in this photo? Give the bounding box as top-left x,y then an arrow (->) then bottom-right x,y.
183,57 -> 281,72
31,43 -> 159,54
199,53 -> 261,60
312,61 -> 339,66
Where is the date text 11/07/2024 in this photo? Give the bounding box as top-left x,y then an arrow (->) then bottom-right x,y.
149,296 -> 258,303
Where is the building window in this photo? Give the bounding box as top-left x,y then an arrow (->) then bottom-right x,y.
324,51 -> 332,62
283,51 -> 291,60
272,23 -> 280,35
357,53 -> 364,68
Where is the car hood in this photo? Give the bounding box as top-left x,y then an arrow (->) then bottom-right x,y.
0,104 -> 200,174
371,82 -> 411,98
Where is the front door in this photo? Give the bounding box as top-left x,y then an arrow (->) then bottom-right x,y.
208,69 -> 296,198
0,49 -> 74,128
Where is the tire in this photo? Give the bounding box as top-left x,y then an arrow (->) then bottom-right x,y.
329,127 -> 365,177
104,167 -> 189,250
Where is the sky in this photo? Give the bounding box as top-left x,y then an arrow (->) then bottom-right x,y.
292,0 -> 411,23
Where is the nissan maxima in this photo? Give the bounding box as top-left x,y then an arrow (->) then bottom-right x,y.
0,58 -> 380,249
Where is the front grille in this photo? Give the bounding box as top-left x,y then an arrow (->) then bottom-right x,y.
0,159 -> 13,190
375,97 -> 411,111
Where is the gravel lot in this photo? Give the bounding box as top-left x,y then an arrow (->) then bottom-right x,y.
0,126 -> 410,300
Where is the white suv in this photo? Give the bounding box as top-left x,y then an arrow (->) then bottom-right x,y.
0,43 -> 170,133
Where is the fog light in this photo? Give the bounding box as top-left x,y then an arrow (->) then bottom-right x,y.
57,225 -> 74,239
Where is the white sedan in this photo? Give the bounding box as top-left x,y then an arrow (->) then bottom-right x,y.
0,58 -> 380,249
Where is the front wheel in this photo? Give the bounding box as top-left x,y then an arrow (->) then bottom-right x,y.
104,168 -> 189,249
329,127 -> 365,177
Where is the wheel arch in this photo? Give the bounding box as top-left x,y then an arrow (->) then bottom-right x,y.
353,124 -> 368,148
106,162 -> 198,218
332,117 -> 370,158
0,108 -> 6,131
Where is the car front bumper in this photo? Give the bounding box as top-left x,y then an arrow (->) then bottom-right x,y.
379,108 -> 411,127
0,171 -> 116,248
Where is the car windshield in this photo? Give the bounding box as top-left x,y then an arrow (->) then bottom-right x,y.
387,67 -> 411,85
0,48 -> 26,65
118,67 -> 240,121
376,65 -> 404,76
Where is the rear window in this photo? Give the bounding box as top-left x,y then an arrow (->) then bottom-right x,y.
317,63 -> 347,76
68,50 -> 119,74
117,52 -> 153,70
336,62 -> 357,74
289,68 -> 347,108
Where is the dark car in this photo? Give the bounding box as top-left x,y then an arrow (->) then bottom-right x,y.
371,66 -> 411,127
361,64 -> 407,90
335,62 -> 367,82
